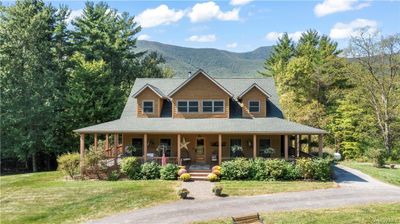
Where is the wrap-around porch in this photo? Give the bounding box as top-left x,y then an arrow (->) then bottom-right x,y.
78,133 -> 324,173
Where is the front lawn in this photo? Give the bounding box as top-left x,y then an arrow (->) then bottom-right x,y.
220,180 -> 336,196
194,202 -> 400,224
341,161 -> 400,186
0,171 -> 180,224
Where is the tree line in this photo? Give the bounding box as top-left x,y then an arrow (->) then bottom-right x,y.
0,0 -> 171,172
262,30 -> 400,160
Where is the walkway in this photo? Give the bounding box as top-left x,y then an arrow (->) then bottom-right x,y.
89,165 -> 400,224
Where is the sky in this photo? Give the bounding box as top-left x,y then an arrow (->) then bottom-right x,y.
9,0 -> 400,52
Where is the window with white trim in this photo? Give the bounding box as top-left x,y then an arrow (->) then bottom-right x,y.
142,101 -> 154,113
249,100 -> 260,112
177,100 -> 198,113
202,100 -> 224,113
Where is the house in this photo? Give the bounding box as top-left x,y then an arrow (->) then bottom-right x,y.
75,69 -> 326,171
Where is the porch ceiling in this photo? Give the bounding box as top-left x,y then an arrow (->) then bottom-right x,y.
74,117 -> 327,135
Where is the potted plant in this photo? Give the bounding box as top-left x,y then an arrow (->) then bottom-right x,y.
231,145 -> 243,157
125,145 -> 137,156
260,147 -> 275,158
177,188 -> 190,199
212,185 -> 223,196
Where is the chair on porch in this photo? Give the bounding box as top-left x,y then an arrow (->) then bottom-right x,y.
180,148 -> 191,166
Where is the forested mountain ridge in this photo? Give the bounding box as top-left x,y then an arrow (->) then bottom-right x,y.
136,40 -> 273,77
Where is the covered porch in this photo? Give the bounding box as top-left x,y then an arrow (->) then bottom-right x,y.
78,132 -> 325,173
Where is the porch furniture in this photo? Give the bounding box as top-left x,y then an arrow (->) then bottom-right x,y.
232,213 -> 263,224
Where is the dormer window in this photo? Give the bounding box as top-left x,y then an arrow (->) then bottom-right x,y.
143,100 -> 154,113
177,100 -> 198,113
249,100 -> 260,113
202,100 -> 224,113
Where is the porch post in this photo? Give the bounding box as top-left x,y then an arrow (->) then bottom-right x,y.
318,134 -> 323,157
80,133 -> 85,175
218,134 -> 222,165
105,134 -> 109,152
296,135 -> 300,157
121,134 -> 125,154
143,133 -> 148,162
177,134 -> 181,165
94,133 -> 98,151
308,134 -> 311,153
284,135 -> 289,160
114,133 -> 118,165
253,134 -> 257,159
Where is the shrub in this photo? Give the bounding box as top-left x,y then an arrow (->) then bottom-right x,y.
57,152 -> 80,178
282,162 -> 300,180
368,148 -> 387,168
85,148 -> 107,179
178,168 -> 187,176
177,188 -> 189,199
180,173 -> 191,181
208,173 -> 219,182
221,158 -> 251,180
212,185 -> 223,196
249,158 -> 268,180
312,158 -> 333,181
160,163 -> 178,180
212,165 -> 221,171
120,157 -> 141,180
107,170 -> 120,181
141,162 -> 160,179
296,158 -> 314,179
265,159 -> 288,180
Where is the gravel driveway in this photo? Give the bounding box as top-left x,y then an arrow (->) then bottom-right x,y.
88,165 -> 400,224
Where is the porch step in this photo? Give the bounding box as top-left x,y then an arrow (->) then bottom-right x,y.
188,169 -> 211,181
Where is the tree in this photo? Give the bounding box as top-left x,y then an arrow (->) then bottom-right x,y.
347,31 -> 400,156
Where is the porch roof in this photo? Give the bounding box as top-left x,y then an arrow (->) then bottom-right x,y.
74,117 -> 327,135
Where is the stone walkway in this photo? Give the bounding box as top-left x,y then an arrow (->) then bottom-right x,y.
88,165 -> 400,224
181,181 -> 216,200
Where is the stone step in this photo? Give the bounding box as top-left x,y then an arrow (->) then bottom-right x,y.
189,172 -> 209,177
188,169 -> 211,173
190,176 -> 209,181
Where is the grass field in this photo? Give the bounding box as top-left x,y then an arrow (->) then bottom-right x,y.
341,161 -> 400,186
220,180 -> 337,196
194,203 -> 400,224
0,171 -> 180,224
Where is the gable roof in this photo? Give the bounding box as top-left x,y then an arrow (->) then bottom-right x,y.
132,84 -> 167,99
168,69 -> 234,97
237,83 -> 272,99
120,77 -> 284,119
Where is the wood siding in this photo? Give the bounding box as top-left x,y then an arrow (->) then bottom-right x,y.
171,74 -> 230,118
241,87 -> 267,118
136,88 -> 162,118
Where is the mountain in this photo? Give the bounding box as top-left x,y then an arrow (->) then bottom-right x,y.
136,40 -> 273,78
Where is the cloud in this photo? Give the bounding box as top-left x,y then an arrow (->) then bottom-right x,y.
329,19 -> 378,39
186,34 -> 217,42
265,31 -> 303,42
226,42 -> 238,48
136,5 -> 185,28
67,9 -> 83,23
230,0 -> 253,6
138,34 -> 151,41
188,2 -> 240,23
314,0 -> 371,17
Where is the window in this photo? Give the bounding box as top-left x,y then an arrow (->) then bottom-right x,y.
159,139 -> 172,157
249,100 -> 260,113
142,101 -> 154,113
202,100 -> 224,113
177,100 -> 198,113
230,138 -> 242,157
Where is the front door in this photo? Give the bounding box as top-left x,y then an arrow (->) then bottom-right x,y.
195,137 -> 206,163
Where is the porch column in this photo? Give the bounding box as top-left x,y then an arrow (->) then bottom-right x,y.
308,134 -> 311,153
114,133 -> 118,165
143,134 -> 148,162
105,134 -> 109,152
121,134 -> 125,154
80,133 -> 85,175
177,134 -> 181,165
94,133 -> 98,151
253,134 -> 257,159
318,134 -> 323,157
284,135 -> 289,160
218,134 -> 222,165
296,135 -> 300,157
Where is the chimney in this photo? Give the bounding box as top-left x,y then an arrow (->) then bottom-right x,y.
188,71 -> 192,77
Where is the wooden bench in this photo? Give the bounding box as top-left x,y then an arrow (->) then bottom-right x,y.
232,213 -> 263,224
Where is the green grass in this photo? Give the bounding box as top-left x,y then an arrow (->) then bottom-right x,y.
0,171 -> 180,224
194,203 -> 400,224
220,180 -> 337,196
341,161 -> 400,186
